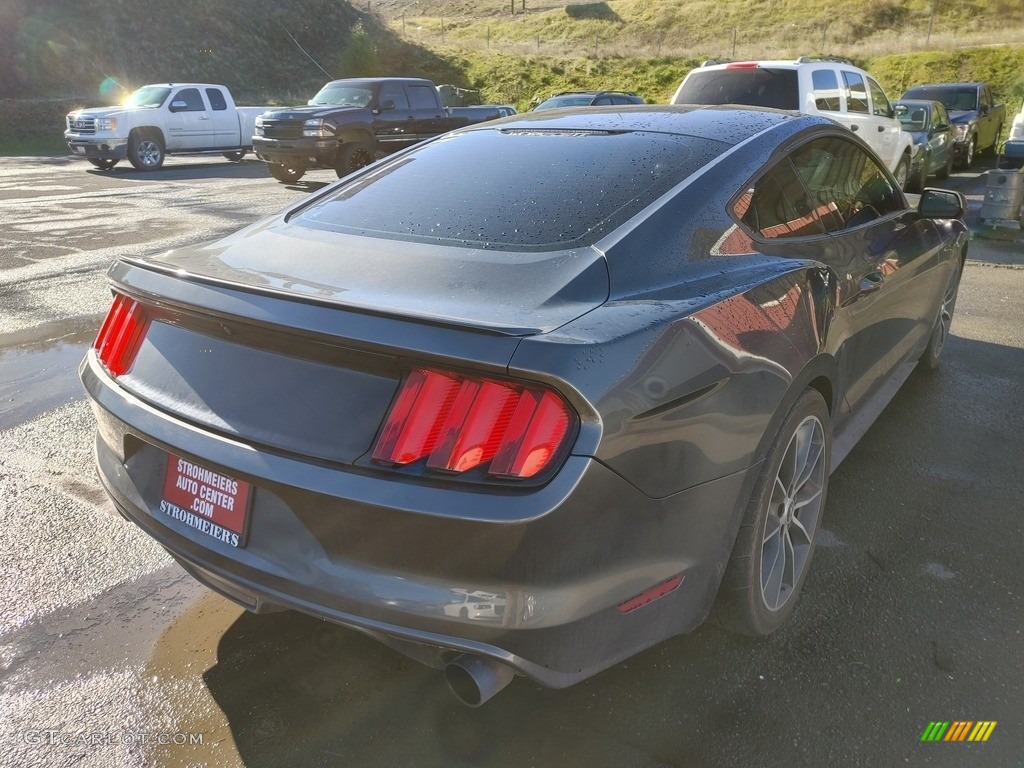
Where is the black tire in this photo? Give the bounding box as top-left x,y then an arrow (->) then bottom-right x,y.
222,150 -> 247,162
893,154 -> 911,192
714,389 -> 831,637
919,258 -> 963,371
127,131 -> 164,171
936,150 -> 953,180
267,163 -> 305,183
335,142 -> 375,178
906,153 -> 928,193
87,159 -> 118,171
959,135 -> 976,170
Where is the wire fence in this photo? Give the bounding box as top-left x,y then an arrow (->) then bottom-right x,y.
371,8 -> 1024,62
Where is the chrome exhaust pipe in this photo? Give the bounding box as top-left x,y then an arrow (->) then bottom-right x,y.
444,653 -> 515,707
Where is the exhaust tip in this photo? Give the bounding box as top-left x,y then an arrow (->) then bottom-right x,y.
444,653 -> 515,707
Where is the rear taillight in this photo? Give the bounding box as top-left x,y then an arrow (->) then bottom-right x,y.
372,368 -> 573,480
94,293 -> 149,377
725,62 -> 759,69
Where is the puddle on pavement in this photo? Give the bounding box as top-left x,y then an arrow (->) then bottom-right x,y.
0,314 -> 101,428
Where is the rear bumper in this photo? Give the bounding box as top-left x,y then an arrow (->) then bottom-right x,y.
252,137 -> 337,169
82,351 -> 753,688
65,135 -> 128,160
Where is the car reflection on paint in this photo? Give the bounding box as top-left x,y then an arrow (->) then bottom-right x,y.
81,105 -> 969,707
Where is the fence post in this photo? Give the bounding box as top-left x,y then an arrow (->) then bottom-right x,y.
732,28 -> 737,58
441,17 -> 445,43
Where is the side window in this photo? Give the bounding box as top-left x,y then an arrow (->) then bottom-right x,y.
867,78 -> 893,118
174,88 -> 205,112
593,96 -> 613,105
842,72 -> 869,114
733,160 -> 825,240
790,136 -> 905,232
205,88 -> 227,111
934,103 -> 949,127
811,69 -> 842,112
378,83 -> 410,111
407,85 -> 439,111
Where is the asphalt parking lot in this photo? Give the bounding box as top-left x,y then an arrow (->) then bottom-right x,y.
0,154 -> 1022,768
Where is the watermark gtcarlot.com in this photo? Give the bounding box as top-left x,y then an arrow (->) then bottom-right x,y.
21,730 -> 204,747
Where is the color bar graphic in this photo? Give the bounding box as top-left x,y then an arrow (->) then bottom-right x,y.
921,721 -> 996,742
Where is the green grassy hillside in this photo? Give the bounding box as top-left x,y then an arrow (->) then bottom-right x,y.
2,0 -> 1022,153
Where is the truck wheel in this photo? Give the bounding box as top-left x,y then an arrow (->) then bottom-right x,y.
88,159 -> 118,171
336,143 -> 374,178
128,131 -> 164,170
222,150 -> 247,162
268,163 -> 305,183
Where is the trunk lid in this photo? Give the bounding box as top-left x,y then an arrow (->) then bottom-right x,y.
136,217 -> 609,335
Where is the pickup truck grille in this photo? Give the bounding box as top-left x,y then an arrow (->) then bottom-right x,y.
69,118 -> 96,134
261,120 -> 302,140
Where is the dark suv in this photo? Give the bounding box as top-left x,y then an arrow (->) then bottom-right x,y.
533,90 -> 644,111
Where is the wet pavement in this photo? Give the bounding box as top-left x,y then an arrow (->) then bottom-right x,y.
0,154 -> 1022,767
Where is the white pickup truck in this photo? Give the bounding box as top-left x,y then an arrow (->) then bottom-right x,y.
64,83 -> 271,171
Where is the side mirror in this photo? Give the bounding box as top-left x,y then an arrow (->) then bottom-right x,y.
169,100 -> 188,112
980,104 -> 989,115
918,188 -> 966,219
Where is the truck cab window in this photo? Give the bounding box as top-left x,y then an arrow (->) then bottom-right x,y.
379,84 -> 410,111
205,88 -> 227,111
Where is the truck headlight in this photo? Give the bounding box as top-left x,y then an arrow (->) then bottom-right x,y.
302,118 -> 330,138
254,116 -> 265,137
954,124 -> 969,141
96,118 -> 117,131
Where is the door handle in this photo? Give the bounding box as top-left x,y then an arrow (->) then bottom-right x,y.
198,116 -> 210,120
859,272 -> 884,293
850,124 -> 859,132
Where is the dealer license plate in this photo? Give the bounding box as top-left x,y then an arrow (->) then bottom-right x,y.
161,454 -> 252,548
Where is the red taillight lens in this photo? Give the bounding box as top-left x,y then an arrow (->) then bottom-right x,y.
725,62 -> 760,69
372,368 -> 573,480
94,294 -> 149,377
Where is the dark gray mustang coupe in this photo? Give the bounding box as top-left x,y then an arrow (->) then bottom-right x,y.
81,106 -> 968,706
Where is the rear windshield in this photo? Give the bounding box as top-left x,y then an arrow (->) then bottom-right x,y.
295,127 -> 728,250
674,69 -> 799,111
902,86 -> 977,112
535,95 -> 596,110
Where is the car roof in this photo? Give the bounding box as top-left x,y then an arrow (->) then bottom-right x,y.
905,82 -> 983,88
552,90 -> 639,96
694,57 -> 863,72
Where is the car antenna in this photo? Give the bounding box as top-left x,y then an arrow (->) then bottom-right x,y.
283,27 -> 334,79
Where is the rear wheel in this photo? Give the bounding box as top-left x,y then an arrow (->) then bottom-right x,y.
87,159 -> 118,171
127,131 -> 164,170
268,163 -> 305,183
222,150 -> 247,162
336,142 -> 374,178
893,155 -> 910,191
919,258 -> 963,371
714,389 -> 831,636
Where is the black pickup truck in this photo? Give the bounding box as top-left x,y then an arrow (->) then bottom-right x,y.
900,82 -> 1006,170
253,77 -> 506,183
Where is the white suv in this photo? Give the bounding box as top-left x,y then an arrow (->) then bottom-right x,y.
671,57 -> 914,189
